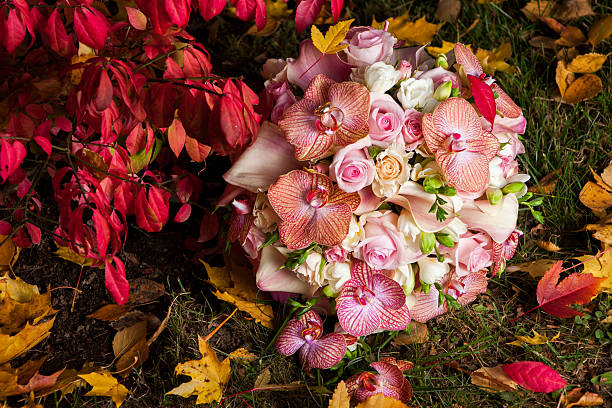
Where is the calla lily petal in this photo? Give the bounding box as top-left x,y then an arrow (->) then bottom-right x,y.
287,40 -> 352,90
256,245 -> 318,295
458,194 -> 518,243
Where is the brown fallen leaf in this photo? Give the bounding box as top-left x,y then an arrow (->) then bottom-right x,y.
112,320 -> 148,374
579,181 -> 612,216
79,371 -> 130,408
529,35 -> 557,49
435,0 -> 461,22
0,236 -> 17,271
507,329 -> 560,346
87,304 -> 132,322
126,277 -> 165,305
566,53 -> 607,73
506,260 -> 559,278
563,74 -> 603,103
556,47 -> 580,62
392,321 -> 429,346
471,365 -> 519,392
540,16 -> 565,33
522,1 -> 554,21
529,170 -> 559,194
537,241 -> 561,252
557,25 -> 587,46
0,275 -> 57,335
553,0 -> 595,22
116,337 -> 149,376
55,245 -> 96,268
560,387 -> 604,407
590,166 -> 612,193
601,161 -> 612,188
586,223 -> 612,246
588,15 -> 612,46
228,348 -> 257,361
254,367 -> 271,388
556,61 -> 575,97
328,381 -> 350,408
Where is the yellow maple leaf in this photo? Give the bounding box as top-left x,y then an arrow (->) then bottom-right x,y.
578,249 -> 612,293
475,41 -> 515,75
311,19 -> 354,54
79,371 -> 129,408
228,347 -> 257,361
0,319 -> 55,365
167,335 -> 231,405
507,329 -> 560,346
328,381 -> 350,408
355,394 -> 411,407
374,15 -> 444,46
426,40 -> 458,57
55,245 -> 97,268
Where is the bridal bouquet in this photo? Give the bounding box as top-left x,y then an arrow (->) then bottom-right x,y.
220,20 -> 531,395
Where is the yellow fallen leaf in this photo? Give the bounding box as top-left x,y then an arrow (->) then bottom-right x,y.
586,223 -> 612,246
0,274 -> 57,334
55,245 -> 96,267
328,381 -> 350,408
588,15 -> 612,46
578,250 -> 612,293
601,160 -> 612,188
579,181 -> 612,216
563,73 -> 603,103
521,0 -> 554,21
475,41 -> 516,75
246,0 -> 292,37
228,347 -> 257,361
214,290 -> 274,328
166,335 -> 230,405
201,260 -> 232,289
506,260 -> 559,278
355,394 -> 411,407
566,53 -> 607,73
471,365 -> 518,392
537,241 -> 561,252
555,60 -> 575,97
311,19 -> 354,55
79,371 -> 129,408
507,329 -> 560,346
0,236 -> 17,272
426,40 -> 459,57
0,318 -> 55,365
375,15 -> 444,46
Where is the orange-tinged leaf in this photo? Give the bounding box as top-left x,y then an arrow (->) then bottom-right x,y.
537,241 -> 561,252
228,347 -> 257,361
166,335 -> 230,405
55,245 -> 96,267
579,181 -> 612,216
392,321 -> 429,346
311,19 -> 354,55
0,235 -> 17,271
506,260 -> 559,278
556,26 -> 587,46
553,0 -> 595,22
426,40 -> 458,57
529,170 -> 559,194
566,53 -> 607,73
507,329 -> 560,346
213,290 -> 274,328
87,304 -> 132,321
601,160 -> 612,188
555,61 -> 575,97
577,250 -> 612,293
588,15 -> 612,46
376,15 -> 444,46
355,394 -> 411,407
561,387 -> 605,407
0,319 -> 55,365
475,41 -> 515,75
79,371 -> 129,408
328,380 -> 350,408
521,1 -> 554,21
590,224 -> 612,246
471,365 -> 518,392
562,74 -> 602,104
536,261 -> 604,318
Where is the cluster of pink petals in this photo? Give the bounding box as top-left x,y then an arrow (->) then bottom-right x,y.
267,170 -> 360,250
422,98 -> 499,193
491,229 -> 522,276
278,74 -> 370,161
336,260 -> 410,337
346,358 -> 413,403
275,310 -> 346,369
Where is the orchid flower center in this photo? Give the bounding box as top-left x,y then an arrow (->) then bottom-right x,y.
354,286 -> 376,305
314,102 -> 344,135
448,132 -> 467,152
445,279 -> 465,299
306,185 -> 329,208
358,372 -> 379,392
301,321 -> 323,342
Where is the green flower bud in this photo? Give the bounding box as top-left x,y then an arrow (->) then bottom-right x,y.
433,80 -> 453,101
420,232 -> 436,254
502,182 -> 526,194
421,282 -> 431,294
424,175 -> 443,190
435,54 -> 449,69
487,188 -> 503,205
436,233 -> 455,248
322,285 -> 336,297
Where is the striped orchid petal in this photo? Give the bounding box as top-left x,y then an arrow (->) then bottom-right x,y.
432,98 -> 482,140
372,274 -> 406,310
454,43 -> 482,77
336,284 -> 381,337
304,74 -> 334,105
275,319 -> 307,356
492,83 -> 522,118
329,81 -> 370,146
268,170 -> 320,222
371,361 -> 405,389
436,150 -> 490,193
278,99 -> 328,151
347,361 -> 413,403
299,332 -> 347,369
409,285 -> 447,323
378,304 -> 411,331
422,113 -> 446,154
456,271 -> 488,306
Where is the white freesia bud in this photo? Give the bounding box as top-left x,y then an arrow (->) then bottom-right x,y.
341,215 -> 363,251
418,256 -> 449,284
392,264 -> 416,294
396,78 -> 438,113
364,62 -> 402,93
433,80 -> 453,101
439,217 -> 468,242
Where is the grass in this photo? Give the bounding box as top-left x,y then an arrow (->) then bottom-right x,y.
44,0 -> 612,407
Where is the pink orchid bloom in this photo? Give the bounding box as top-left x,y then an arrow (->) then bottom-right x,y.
336,260 -> 410,337
267,170 -> 360,250
409,269 -> 488,322
422,98 -> 499,193
454,43 -> 522,127
278,74 -> 370,161
275,310 -> 347,369
491,228 -> 522,276
346,359 -> 413,403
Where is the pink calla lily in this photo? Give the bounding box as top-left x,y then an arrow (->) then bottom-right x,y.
457,194 -> 518,243
275,310 -> 347,369
278,74 -> 370,161
336,260 -> 410,337
422,98 -> 499,193
267,170 -> 360,250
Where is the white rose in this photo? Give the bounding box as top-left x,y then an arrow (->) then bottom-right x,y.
392,264 -> 416,294
396,78 -> 438,112
341,215 -> 364,251
364,62 -> 402,93
294,252 -> 326,287
322,262 -> 351,293
439,217 -> 468,242
372,144 -> 412,198
417,256 -> 449,284
488,157 -> 506,188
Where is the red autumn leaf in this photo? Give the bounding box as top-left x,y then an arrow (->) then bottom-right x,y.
0,139 -> 27,181
0,6 -> 26,54
105,256 -> 129,305
468,76 -> 496,128
295,0 -> 325,33
25,222 -> 41,245
330,0 -> 344,23
146,82 -> 177,128
165,0 -> 191,27
536,260 -> 604,318
92,210 -> 110,257
135,185 -> 171,232
197,0 -> 226,21
184,135 -> 211,162
502,361 -> 566,393
198,209 -> 219,242
93,68 -> 113,112
73,6 -> 108,49
174,203 -> 192,223
37,9 -> 76,57
182,46 -> 212,79
126,6 -> 147,30
254,0 -> 267,31
168,118 -> 186,157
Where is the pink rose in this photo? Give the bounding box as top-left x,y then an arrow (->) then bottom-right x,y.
450,232 -> 493,276
342,26 -> 396,67
330,137 -> 375,193
401,108 -> 423,150
417,67 -> 461,90
368,93 -> 405,147
243,226 -> 266,259
324,246 -> 348,263
354,211 -> 407,270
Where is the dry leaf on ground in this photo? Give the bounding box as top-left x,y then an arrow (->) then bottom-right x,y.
55,245 -> 96,267
112,320 -> 149,375
553,0 -> 595,22
254,367 -> 271,388
566,53 -> 607,74
557,25 -> 587,47
125,277 -> 165,305
392,322 -> 429,346
528,170 -> 559,194
506,260 -> 558,278
435,0 -> 461,22
556,61 -> 575,98
87,304 -> 132,322
79,371 -> 129,408
0,275 -> 57,335
471,365 -> 519,392
355,394 -> 411,407
537,241 -> 561,252
579,181 -> 612,216
522,1 -> 554,21
560,387 -> 604,407
166,335 -> 231,405
588,15 -> 612,46
562,74 -> 602,103
0,319 -> 55,365
328,381 -> 350,408
426,40 -> 459,57
507,329 -> 560,346
475,41 -> 515,75
577,250 -> 612,293
0,236 -> 17,271
228,348 -> 257,361
375,15 -> 444,46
